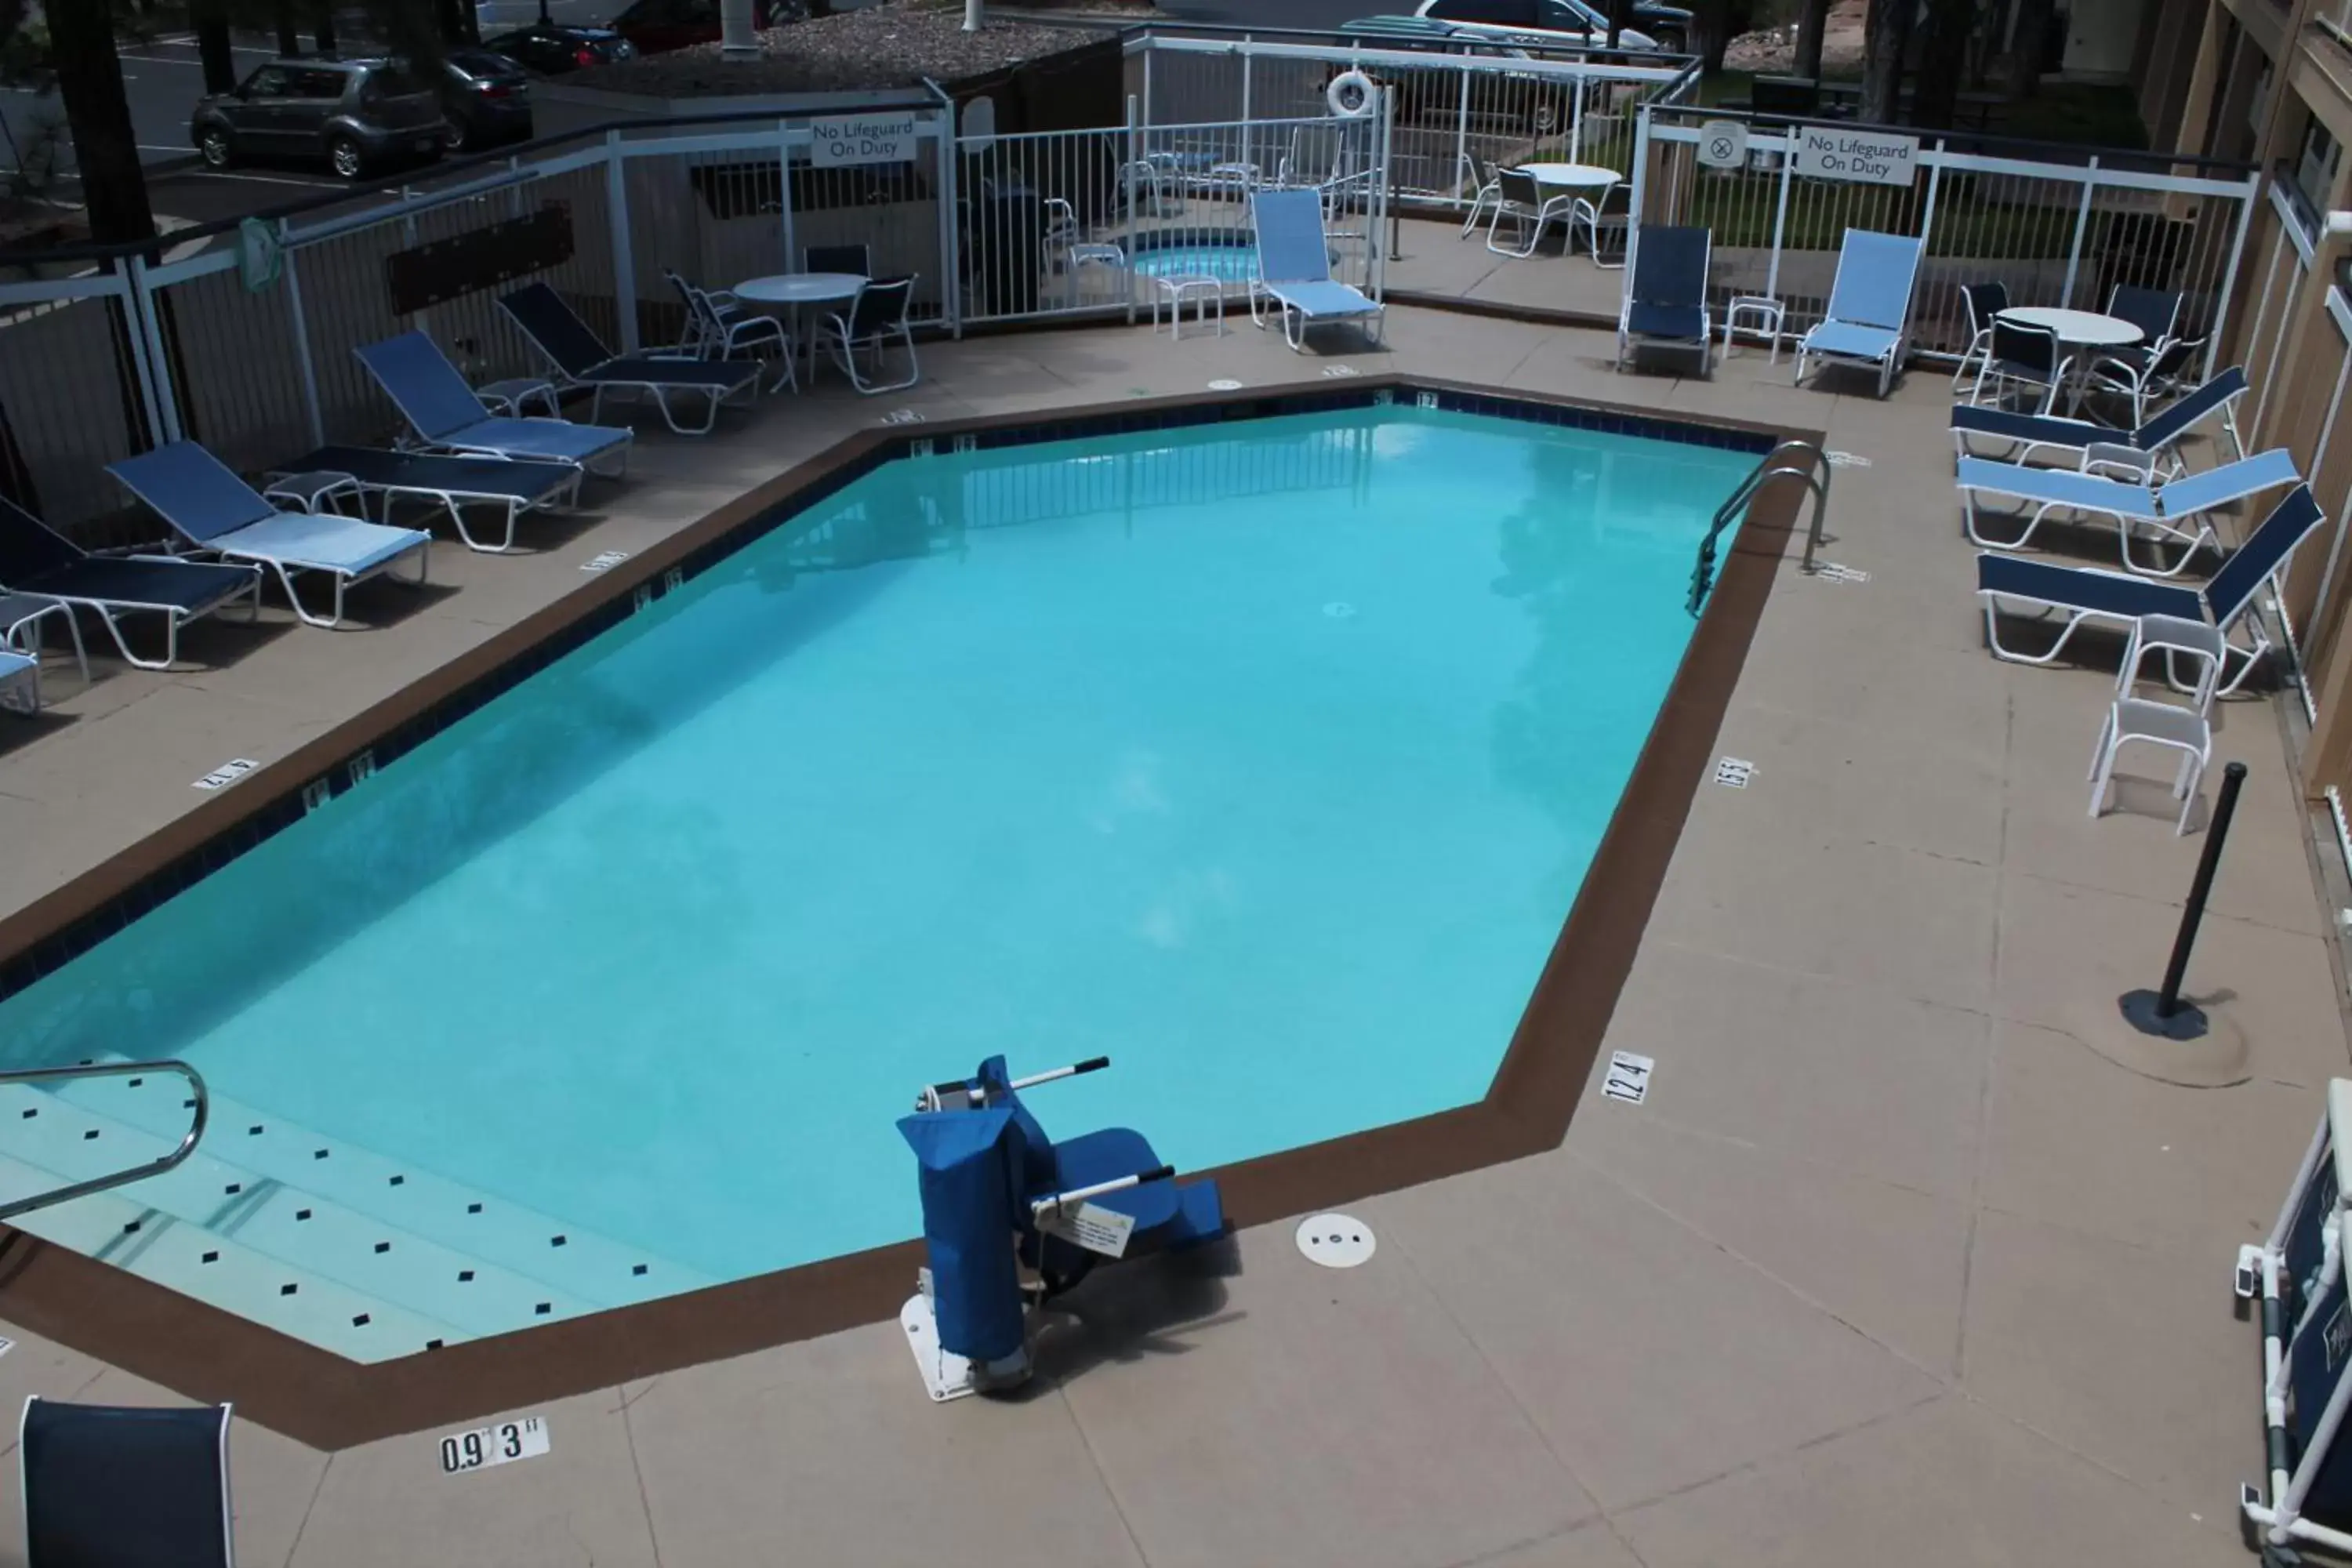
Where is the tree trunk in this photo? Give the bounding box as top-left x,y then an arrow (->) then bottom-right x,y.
1692,0 -> 1732,76
1910,0 -> 1973,127
1794,0 -> 1830,79
2005,0 -> 2053,98
191,0 -> 238,94
1859,0 -> 1912,123
314,0 -> 338,53
48,0 -> 156,245
432,0 -> 475,45
1606,0 -> 1629,49
275,0 -> 302,55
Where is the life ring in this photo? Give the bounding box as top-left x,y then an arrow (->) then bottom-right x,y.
1327,69 -> 1377,118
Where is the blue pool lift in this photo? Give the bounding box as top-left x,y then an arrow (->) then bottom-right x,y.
898,1054 -> 1225,1402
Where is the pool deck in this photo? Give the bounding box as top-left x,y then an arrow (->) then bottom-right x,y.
0,303 -> 2339,1567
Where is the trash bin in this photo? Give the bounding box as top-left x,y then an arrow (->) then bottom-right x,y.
967,180 -> 1042,318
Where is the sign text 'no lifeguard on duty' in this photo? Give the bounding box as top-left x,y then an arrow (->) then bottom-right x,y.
809,114 -> 919,169
1791,127 -> 1920,187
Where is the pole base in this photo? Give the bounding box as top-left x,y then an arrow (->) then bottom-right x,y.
2060,989 -> 2251,1087
2118,989 -> 2210,1040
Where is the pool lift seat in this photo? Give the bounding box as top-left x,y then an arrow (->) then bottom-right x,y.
898,1054 -> 1226,1402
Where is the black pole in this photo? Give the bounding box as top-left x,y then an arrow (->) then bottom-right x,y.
2118,760 -> 2247,1040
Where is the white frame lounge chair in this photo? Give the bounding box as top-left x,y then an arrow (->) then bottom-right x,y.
265,445 -> 583,554
1957,447 -> 2300,579
1616,224 -> 1713,374
1793,228 -> 1925,397
354,332 -> 633,477
108,442 -> 432,630
498,282 -> 761,435
1950,366 -> 2249,478
1250,187 -> 1385,352
0,496 -> 259,670
1975,484 -> 2325,696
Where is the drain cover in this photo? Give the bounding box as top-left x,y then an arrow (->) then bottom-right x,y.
1296,1213 -> 1376,1268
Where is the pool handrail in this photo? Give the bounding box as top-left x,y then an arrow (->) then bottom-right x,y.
1688,440 -> 1831,615
0,1059 -> 210,1221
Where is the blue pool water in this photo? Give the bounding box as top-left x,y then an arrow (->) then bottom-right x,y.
0,406 -> 1752,1296
1131,243 -> 1259,282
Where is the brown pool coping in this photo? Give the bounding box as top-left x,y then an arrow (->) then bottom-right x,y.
0,375 -> 1817,1450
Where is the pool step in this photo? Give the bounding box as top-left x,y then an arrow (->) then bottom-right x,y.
45,1069 -> 709,1312
0,1073 -> 707,1361
0,1148 -> 464,1363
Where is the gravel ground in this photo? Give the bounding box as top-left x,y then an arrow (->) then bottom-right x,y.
1724,0 -> 1866,74
569,1 -> 1151,96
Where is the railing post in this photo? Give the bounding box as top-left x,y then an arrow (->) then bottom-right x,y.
1125,95 -> 1141,327
2208,169 -> 2263,384
1142,41 -> 1154,130
604,128 -> 640,354
1766,121 -> 1793,301
109,262 -> 169,452
279,227 -> 326,448
1454,63 -> 1472,208
1373,87 -> 1393,295
2060,154 -> 2098,309
123,253 -> 182,446
1570,68 -> 1584,165
937,109 -> 961,338
1628,102 -> 1650,266
779,117 -> 797,274
1240,35 -> 1252,128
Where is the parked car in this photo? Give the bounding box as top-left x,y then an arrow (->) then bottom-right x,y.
191,57 -> 447,180
477,22 -> 636,74
609,0 -> 785,56
1410,0 -> 1669,52
440,48 -> 534,151
1334,18 -> 1578,136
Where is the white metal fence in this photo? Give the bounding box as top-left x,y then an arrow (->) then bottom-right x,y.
1632,104 -> 2261,373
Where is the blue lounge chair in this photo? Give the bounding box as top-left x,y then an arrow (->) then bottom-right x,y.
1250,187 -> 1385,352
1958,446 -> 2300,578
1951,365 -> 2249,476
1793,228 -> 1926,397
497,282 -> 763,435
1976,483 -> 2324,695
108,442 -> 432,629
354,332 -> 633,477
1616,224 -> 1713,373
266,445 -> 581,554
0,495 -> 260,670
21,1397 -> 234,1567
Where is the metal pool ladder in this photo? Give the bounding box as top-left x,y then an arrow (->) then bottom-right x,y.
0,1059 -> 209,1221
1687,440 -> 1831,616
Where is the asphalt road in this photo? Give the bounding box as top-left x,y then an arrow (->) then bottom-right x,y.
2,0 -> 1375,234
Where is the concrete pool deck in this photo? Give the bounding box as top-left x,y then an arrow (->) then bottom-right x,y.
0,305 -> 2336,1567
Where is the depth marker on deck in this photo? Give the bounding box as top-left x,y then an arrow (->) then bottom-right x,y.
1602,1052 -> 1654,1105
1813,562 -> 1870,584
436,1415 -> 549,1475
581,550 -> 630,574
1714,756 -> 1755,789
192,758 -> 257,791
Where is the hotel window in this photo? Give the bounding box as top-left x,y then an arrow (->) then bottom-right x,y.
2298,118 -> 2343,216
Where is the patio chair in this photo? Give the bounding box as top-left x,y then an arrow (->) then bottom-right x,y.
1975,482 -> 2324,695
1615,225 -> 1713,374
21,1397 -> 234,1568
356,332 -> 633,477
2093,329 -> 2205,427
1969,318 -> 2071,415
1485,168 -> 1573,258
1957,445 -> 2301,578
1950,365 -> 2249,476
1570,182 -> 1631,269
814,275 -> 920,394
1792,228 -> 1926,397
1950,280 -> 2009,391
805,244 -> 872,278
109,443 -> 432,629
1250,187 -> 1385,352
0,495 -> 256,670
265,445 -> 583,554
0,590 -> 82,707
498,283 -> 762,435
662,269 -> 793,390
1458,152 -> 1502,238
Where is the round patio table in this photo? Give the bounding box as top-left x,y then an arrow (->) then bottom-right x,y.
1513,162 -> 1621,195
1996,306 -> 2140,413
735,273 -> 869,383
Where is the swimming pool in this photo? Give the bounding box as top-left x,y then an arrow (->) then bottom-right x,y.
0,399 -> 1758,1361
1131,241 -> 1259,283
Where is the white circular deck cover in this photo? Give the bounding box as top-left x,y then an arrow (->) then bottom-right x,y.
1296,1214 -> 1376,1268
